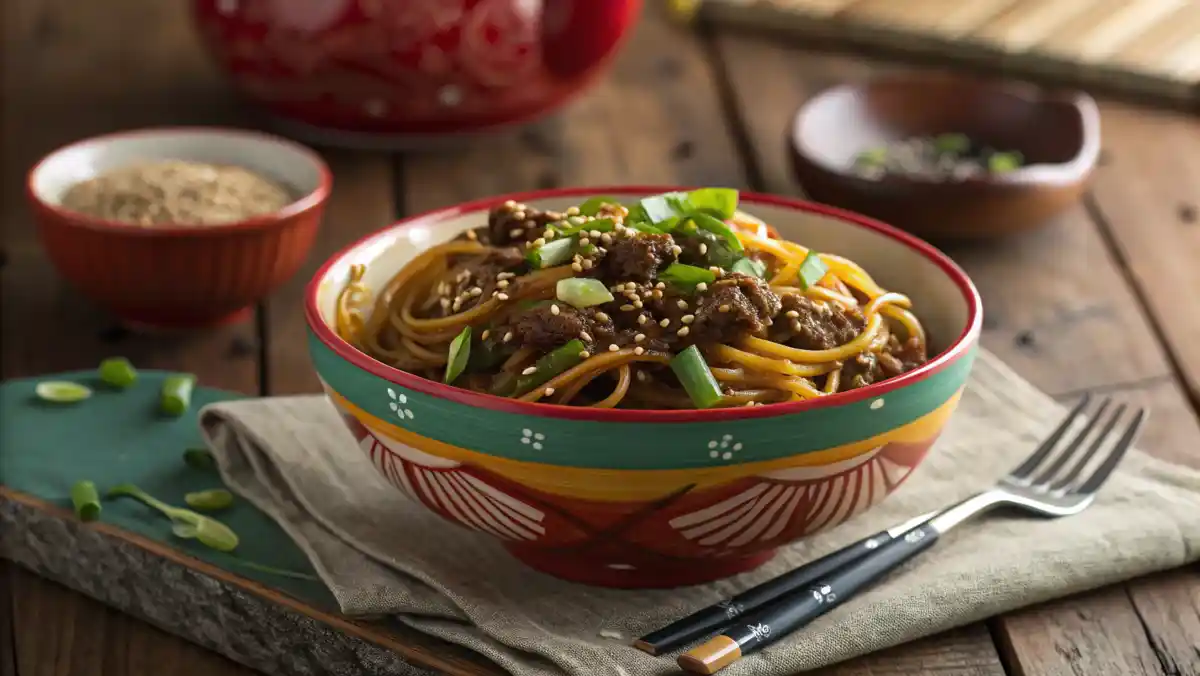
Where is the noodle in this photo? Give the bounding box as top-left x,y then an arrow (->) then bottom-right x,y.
335,191 -> 930,409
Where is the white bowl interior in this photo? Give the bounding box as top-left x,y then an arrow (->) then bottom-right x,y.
315,194 -> 971,355
30,129 -> 325,205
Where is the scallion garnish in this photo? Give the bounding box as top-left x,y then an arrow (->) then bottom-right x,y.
988,151 -> 1023,173
98,357 -> 138,389
577,196 -> 620,217
688,212 -> 744,255
108,483 -> 239,552
71,480 -> 101,522
527,237 -> 576,269
557,217 -> 615,237
444,327 -> 472,384
659,263 -> 717,290
797,251 -> 829,290
732,257 -> 767,279
160,374 -> 196,416
556,278 -> 615,309
513,339 -> 587,396
686,187 -> 739,219
185,488 -> 235,511
35,381 -> 92,404
670,345 -> 723,409
631,222 -> 668,235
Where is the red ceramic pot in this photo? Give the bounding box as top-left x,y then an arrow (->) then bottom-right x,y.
192,0 -> 643,147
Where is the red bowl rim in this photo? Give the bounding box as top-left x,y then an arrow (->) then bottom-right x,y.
26,126 -> 333,237
305,186 -> 983,423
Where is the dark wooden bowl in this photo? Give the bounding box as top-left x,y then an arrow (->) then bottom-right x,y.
788,74 -> 1101,241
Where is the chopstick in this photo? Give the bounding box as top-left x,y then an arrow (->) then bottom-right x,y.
634,510 -> 937,656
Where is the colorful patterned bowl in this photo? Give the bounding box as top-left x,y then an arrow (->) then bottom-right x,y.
305,188 -> 982,588
192,0 -> 642,148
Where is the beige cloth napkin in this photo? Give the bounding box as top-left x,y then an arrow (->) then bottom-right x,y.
197,350 -> 1200,676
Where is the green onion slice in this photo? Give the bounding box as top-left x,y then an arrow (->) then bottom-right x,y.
797,251 -> 829,290
513,339 -> 587,396
556,278 -> 615,309
631,222 -> 668,235
71,480 -> 101,522
659,263 -> 717,290
670,346 -> 724,409
35,381 -> 92,403
732,257 -> 767,279
160,374 -> 196,417
686,187 -> 739,219
185,489 -> 235,511
557,217 -> 616,237
443,327 -> 472,384
988,151 -> 1023,173
98,357 -> 138,388
933,133 -> 970,155
577,196 -> 620,217
688,212 -> 744,255
527,237 -> 576,269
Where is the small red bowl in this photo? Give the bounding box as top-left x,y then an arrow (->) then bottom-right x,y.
27,127 -> 332,329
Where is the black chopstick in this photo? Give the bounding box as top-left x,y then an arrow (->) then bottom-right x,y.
634,510 -> 937,656
676,517 -> 940,674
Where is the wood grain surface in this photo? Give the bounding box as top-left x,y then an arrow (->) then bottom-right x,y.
3,0 -> 1199,675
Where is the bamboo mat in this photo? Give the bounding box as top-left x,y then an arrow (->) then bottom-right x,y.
693,0 -> 1200,104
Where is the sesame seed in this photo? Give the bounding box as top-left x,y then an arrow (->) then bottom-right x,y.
470,287 -> 483,297
582,259 -> 593,269
677,300 -> 689,309
543,229 -> 556,239
699,243 -> 708,255
509,228 -> 524,238
503,332 -> 514,342
719,304 -> 731,313
568,216 -> 585,225
625,282 -> 637,291
497,272 -> 515,280
550,304 -> 561,315
452,299 -> 463,311
503,199 -> 516,208
544,387 -> 556,396
620,304 -> 635,311
744,401 -> 756,407
565,206 -> 580,216
579,237 -> 590,246
465,229 -> 478,240
497,293 -> 510,301
439,298 -> 450,308
681,314 -> 695,324
579,350 -> 590,359
571,262 -> 584,272
600,233 -> 613,245
660,318 -> 671,328
671,245 -> 683,256
636,370 -> 648,382
696,283 -> 708,292
633,300 -> 644,309
608,344 -> 620,352
513,210 -> 526,220
521,366 -> 538,376
481,330 -> 491,340
655,282 -> 666,290
497,279 -> 510,289
589,229 -> 602,238
595,312 -> 610,322
677,326 -> 690,337
709,266 -> 721,275
524,220 -> 536,228
637,315 -> 648,325
652,289 -> 663,299
634,333 -> 646,343
533,238 -> 546,247
580,331 -> 592,341
546,211 -> 564,221
786,310 -> 799,318
634,346 -> 645,355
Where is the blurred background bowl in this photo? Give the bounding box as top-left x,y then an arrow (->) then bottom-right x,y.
27,127 -> 331,330
191,0 -> 643,148
788,74 -> 1101,241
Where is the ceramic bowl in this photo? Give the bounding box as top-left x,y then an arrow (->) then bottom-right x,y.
27,127 -> 331,329
789,74 -> 1101,241
192,0 -> 642,148
305,187 -> 982,588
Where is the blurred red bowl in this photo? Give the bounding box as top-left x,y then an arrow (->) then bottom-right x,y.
192,0 -> 643,148
27,127 -> 331,330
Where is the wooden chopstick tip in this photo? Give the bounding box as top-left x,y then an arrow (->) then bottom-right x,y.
632,639 -> 659,655
677,635 -> 742,675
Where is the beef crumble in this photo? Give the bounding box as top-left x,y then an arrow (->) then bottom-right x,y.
770,294 -> 865,350
689,273 -> 781,345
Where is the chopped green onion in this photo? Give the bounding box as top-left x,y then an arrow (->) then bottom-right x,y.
98,357 -> 138,388
686,188 -> 739,219
467,335 -> 506,372
185,489 -> 234,511
513,339 -> 587,396
71,480 -> 101,522
443,327 -> 472,384
184,448 -> 217,471
35,381 -> 92,404
732,257 -> 767,279
556,278 -> 615,309
933,133 -> 970,155
631,222 -> 668,235
694,230 -> 743,269
160,374 -> 196,417
855,147 -> 888,167
797,251 -> 829,290
527,237 -> 577,269
577,196 -> 620,217
688,212 -> 744,255
637,192 -> 688,224
557,217 -> 615,237
108,483 -> 239,552
988,151 -> 1023,173
670,346 -> 724,409
659,263 -> 717,290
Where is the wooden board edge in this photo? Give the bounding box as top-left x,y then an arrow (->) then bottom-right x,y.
0,487 -> 505,676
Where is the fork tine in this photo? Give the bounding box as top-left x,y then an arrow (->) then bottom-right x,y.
1008,394 -> 1092,481
1048,403 -> 1125,491
1030,398 -> 1113,487
1075,408 -> 1147,495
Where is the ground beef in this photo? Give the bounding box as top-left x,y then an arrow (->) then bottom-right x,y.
486,201 -> 561,246
689,273 -> 781,345
602,232 -> 676,282
433,247 -> 524,316
772,294 -> 865,350
508,304 -> 620,353
840,334 -> 927,390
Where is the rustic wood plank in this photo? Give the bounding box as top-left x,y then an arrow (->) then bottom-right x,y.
814,624 -> 1005,676
266,151 -> 397,396
0,562 -> 15,676
1125,568 -> 1200,676
1087,101 -> 1200,408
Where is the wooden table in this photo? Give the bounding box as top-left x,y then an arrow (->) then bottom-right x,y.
3,1 -> 1198,675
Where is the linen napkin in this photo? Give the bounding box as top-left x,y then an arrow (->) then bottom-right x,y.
197,350 -> 1200,676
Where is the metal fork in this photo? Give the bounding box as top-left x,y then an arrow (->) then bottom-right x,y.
677,395 -> 1147,674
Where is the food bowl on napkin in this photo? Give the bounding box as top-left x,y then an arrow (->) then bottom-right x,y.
304,187 -> 982,588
